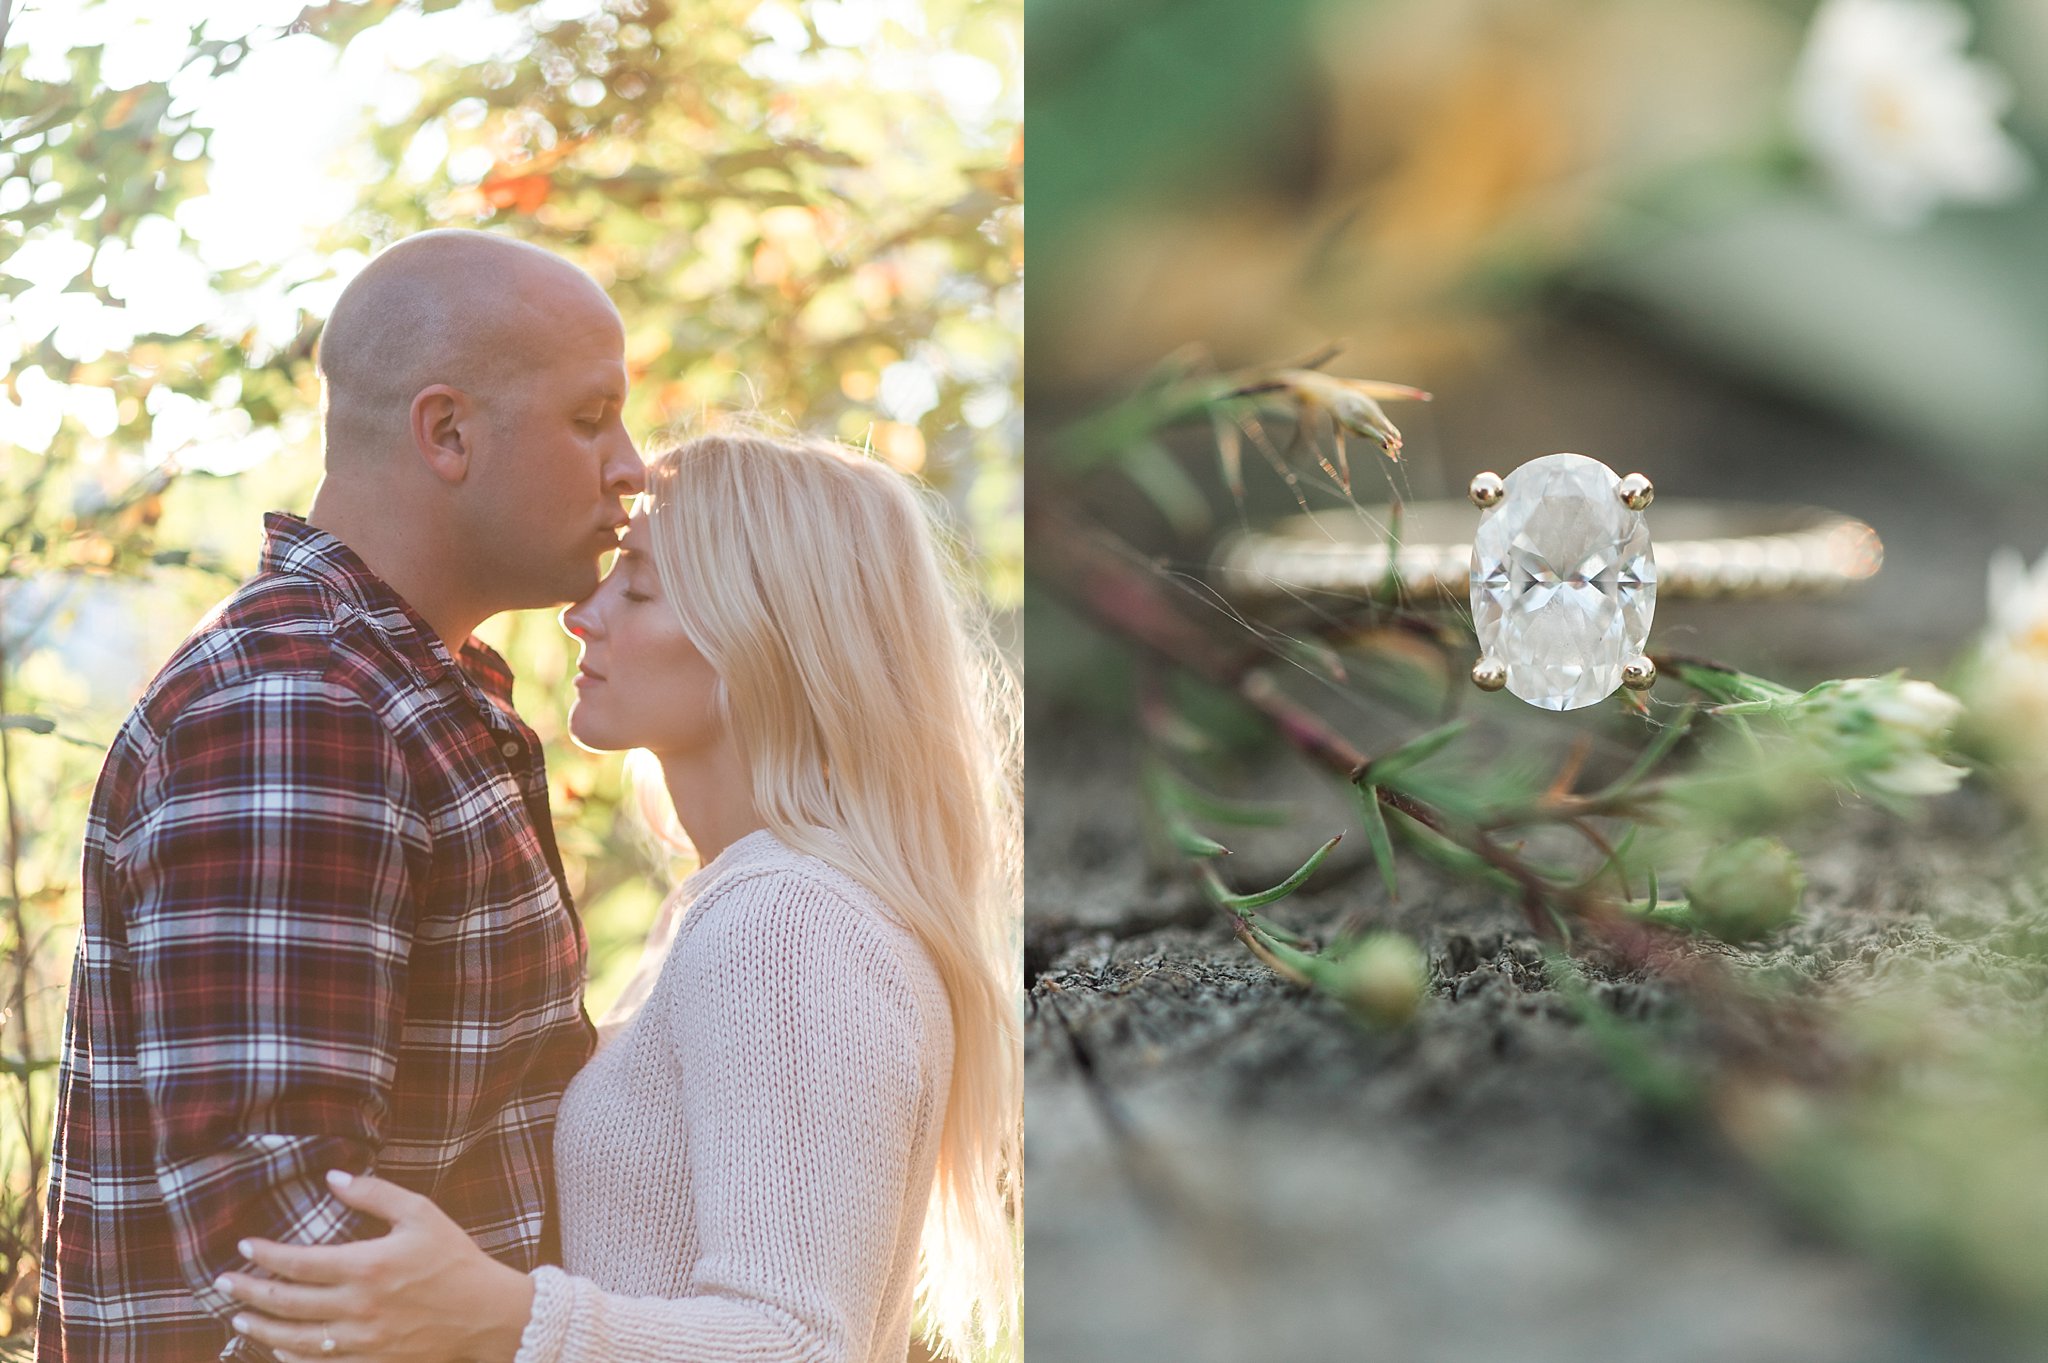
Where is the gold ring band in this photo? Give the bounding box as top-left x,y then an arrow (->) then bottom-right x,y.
1214,502 -> 1883,603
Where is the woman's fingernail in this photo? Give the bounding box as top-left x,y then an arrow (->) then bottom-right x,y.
237,1239 -> 254,1258
327,1169 -> 354,1189
214,1276 -> 234,1296
231,1314 -> 251,1333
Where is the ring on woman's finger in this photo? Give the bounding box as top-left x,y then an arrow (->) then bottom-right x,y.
321,1324 -> 339,1356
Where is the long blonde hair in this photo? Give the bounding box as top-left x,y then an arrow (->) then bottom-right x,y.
638,424 -> 1020,1358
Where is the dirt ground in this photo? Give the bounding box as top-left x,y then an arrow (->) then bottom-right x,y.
1023,311 -> 2048,1363
1025,731 -> 2048,1363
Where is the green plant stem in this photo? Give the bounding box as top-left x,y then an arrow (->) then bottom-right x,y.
1663,656 -> 1801,708
1231,919 -> 1318,986
1031,498 -> 1594,936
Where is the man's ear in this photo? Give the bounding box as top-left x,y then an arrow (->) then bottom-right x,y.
411,385 -> 473,485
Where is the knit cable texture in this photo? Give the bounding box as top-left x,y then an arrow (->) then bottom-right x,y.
513,828 -> 953,1363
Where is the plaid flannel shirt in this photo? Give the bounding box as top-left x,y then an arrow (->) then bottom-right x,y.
40,513 -> 597,1362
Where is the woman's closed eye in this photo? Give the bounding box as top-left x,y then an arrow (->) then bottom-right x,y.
612,549 -> 655,603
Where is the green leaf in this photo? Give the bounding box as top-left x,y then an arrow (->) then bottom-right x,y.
1352,782 -> 1397,901
1199,833 -> 1342,910
1165,811 -> 1230,858
1141,760 -> 1234,857
1142,760 -> 1290,827
1362,719 -> 1468,788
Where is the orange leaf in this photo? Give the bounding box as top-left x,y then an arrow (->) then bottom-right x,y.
480,173 -> 552,215
106,89 -> 142,127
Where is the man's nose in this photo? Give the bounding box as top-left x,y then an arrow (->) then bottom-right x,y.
605,434 -> 647,498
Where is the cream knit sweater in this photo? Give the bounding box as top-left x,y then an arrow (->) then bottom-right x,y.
512,828 -> 953,1363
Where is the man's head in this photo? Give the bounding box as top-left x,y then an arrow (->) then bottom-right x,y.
316,230 -> 645,611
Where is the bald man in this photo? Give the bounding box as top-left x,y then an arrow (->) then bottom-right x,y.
40,231 -> 646,1363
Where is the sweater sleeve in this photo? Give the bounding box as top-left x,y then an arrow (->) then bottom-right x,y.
514,869 -> 938,1363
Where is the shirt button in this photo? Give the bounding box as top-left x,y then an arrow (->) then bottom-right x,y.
500,739 -> 522,758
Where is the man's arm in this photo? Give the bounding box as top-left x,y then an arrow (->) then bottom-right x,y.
120,670 -> 428,1325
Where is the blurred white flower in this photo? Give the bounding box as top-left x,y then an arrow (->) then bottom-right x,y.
1964,548 -> 2048,817
1985,546 -> 2048,653
1791,0 -> 2033,227
1863,747 -> 1969,797
1848,675 -> 1964,744
1793,673 -> 1969,797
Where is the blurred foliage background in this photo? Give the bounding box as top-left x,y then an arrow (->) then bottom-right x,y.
0,0 -> 1019,1344
1030,0 -> 2048,460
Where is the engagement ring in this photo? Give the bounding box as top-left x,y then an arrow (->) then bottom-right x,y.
1215,452 -> 1883,711
321,1326 -> 338,1356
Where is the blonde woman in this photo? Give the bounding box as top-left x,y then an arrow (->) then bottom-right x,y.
217,429 -> 1021,1363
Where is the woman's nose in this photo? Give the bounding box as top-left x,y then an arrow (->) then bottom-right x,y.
562,596 -> 599,639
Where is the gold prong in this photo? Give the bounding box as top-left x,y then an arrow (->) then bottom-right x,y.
1618,472 -> 1654,511
1469,472 -> 1505,509
1622,655 -> 1657,691
1472,657 -> 1508,692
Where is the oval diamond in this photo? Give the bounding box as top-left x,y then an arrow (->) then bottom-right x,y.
1469,453 -> 1656,711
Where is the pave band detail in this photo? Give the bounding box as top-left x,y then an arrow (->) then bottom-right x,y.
1215,502 -> 1883,603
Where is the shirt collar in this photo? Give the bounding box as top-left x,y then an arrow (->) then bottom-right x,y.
259,511 -> 516,706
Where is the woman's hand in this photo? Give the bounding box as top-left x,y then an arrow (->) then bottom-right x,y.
217,1169 -> 536,1363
